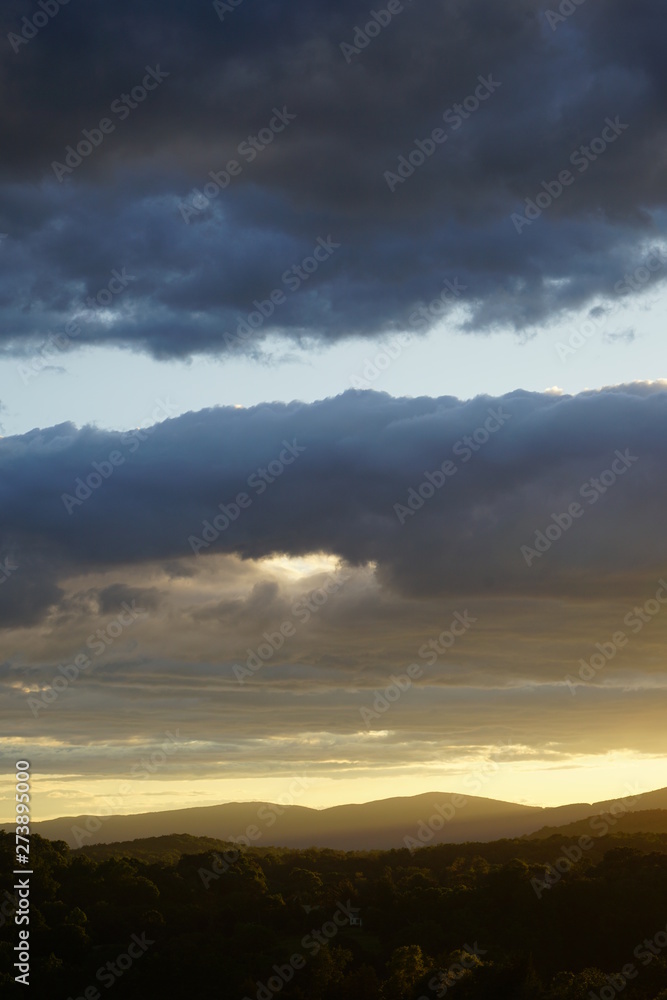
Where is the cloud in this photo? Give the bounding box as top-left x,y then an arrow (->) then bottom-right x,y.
0,0 -> 666,358
2,383 -> 667,780
0,384 -> 665,628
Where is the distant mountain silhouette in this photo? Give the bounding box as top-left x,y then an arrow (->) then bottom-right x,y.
525,807 -> 667,840
27,784 -> 667,850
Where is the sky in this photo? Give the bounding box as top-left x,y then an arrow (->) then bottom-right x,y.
1,0 -> 667,822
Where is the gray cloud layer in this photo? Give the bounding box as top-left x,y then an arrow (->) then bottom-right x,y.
1,0 -> 666,357
1,384 -> 665,627
2,385 -> 666,787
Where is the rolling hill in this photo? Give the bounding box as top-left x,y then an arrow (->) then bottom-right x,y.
525,807 -> 667,841
23,783 -> 667,850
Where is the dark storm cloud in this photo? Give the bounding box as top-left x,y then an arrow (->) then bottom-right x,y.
1,384 -> 666,627
0,551 -> 62,628
0,0 -> 666,357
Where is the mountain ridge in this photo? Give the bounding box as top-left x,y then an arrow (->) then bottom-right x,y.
23,783 -> 666,850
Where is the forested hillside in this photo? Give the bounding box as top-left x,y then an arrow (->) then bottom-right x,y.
2,830 -> 667,998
